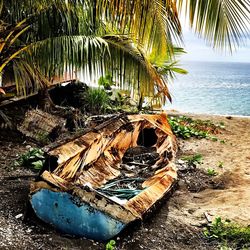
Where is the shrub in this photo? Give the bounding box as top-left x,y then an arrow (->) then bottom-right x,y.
106,240 -> 116,250
168,116 -> 223,140
84,87 -> 110,114
14,148 -> 45,172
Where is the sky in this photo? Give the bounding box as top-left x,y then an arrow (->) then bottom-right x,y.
180,29 -> 250,63
178,5 -> 250,64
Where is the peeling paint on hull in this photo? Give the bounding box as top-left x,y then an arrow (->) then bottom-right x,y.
30,114 -> 177,240
31,189 -> 125,241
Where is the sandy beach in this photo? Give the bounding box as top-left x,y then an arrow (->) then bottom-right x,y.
0,112 -> 249,249
168,112 -> 250,226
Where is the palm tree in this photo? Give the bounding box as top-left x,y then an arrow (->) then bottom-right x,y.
0,1 -> 180,104
0,0 -> 249,106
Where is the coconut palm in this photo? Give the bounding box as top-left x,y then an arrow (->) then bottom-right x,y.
0,0 -> 182,103
0,0 -> 249,105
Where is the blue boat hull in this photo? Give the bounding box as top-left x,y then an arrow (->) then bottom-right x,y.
30,189 -> 126,241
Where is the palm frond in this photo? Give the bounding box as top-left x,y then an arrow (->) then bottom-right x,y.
0,20 -> 31,73
25,34 -> 172,102
1,0 -> 185,102
178,0 -> 250,50
97,0 -> 183,59
104,35 -> 172,101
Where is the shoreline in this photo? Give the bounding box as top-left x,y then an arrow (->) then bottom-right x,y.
165,109 -> 250,119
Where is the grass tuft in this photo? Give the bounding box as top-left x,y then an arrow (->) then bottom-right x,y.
83,87 -> 110,114
207,168 -> 218,176
204,217 -> 250,249
181,154 -> 203,165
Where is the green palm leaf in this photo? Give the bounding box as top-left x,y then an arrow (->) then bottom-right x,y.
178,0 -> 250,50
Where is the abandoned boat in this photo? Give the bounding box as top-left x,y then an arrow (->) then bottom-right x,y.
30,113 -> 177,241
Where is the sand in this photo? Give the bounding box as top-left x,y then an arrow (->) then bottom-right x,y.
169,112 -> 250,226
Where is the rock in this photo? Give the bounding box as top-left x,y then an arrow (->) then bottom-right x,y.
191,220 -> 208,227
177,159 -> 185,164
188,208 -> 196,214
15,214 -> 23,219
178,179 -> 186,188
26,228 -> 32,233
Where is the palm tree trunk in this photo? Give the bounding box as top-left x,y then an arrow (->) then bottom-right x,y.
38,87 -> 55,112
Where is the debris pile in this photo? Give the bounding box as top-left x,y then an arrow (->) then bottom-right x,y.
121,146 -> 160,178
98,178 -> 145,200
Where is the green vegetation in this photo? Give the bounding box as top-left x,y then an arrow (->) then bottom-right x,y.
83,88 -> 110,114
111,90 -> 132,108
98,73 -> 115,91
106,240 -> 116,250
207,168 -> 218,176
36,131 -> 50,144
204,217 -> 250,249
0,0 -> 186,104
210,136 -> 218,142
168,116 -> 209,139
217,161 -> 224,168
181,154 -> 203,165
82,86 -> 138,115
219,122 -> 225,129
168,116 -> 223,139
14,148 -> 45,172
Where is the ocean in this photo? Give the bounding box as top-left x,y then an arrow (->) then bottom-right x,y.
166,61 -> 250,116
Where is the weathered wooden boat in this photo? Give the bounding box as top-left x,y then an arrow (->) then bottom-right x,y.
30,113 -> 177,241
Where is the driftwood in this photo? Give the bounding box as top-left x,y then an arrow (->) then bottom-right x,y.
18,109 -> 66,144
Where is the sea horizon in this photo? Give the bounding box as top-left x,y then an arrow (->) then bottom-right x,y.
165,60 -> 250,116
